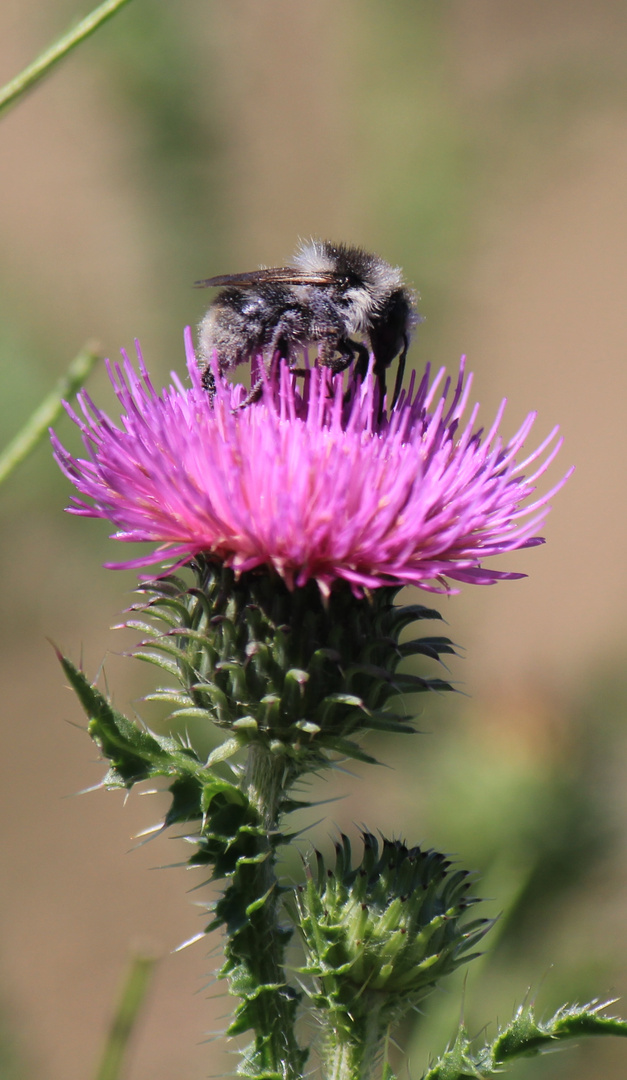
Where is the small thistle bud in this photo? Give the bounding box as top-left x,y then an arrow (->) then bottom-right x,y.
295,833 -> 491,1075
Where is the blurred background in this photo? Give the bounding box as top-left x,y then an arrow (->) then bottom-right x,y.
1,1 -> 627,1078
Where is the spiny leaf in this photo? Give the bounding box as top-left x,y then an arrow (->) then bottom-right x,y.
385,604 -> 444,631
58,652 -> 168,784
422,999 -> 627,1079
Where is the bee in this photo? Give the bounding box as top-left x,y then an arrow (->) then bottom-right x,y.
196,240 -> 420,408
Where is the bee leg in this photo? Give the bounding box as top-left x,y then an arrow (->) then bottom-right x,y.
373,363 -> 387,422
234,354 -> 268,408
315,336 -> 342,373
391,335 -> 409,406
237,328 -> 289,408
238,352 -> 274,406
349,339 -> 370,382
201,365 -> 217,402
319,337 -> 365,378
344,337 -> 386,412
238,379 -> 264,407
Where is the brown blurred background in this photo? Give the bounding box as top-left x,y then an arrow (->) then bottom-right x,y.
1,2 -> 627,1078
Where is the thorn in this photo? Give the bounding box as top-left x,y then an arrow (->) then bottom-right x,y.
173,932 -> 206,953
134,822 -> 165,839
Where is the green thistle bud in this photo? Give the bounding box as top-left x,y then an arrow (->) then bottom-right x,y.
294,834 -> 491,1080
124,558 -> 455,776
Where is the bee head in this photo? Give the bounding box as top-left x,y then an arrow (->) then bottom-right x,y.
294,240 -> 410,330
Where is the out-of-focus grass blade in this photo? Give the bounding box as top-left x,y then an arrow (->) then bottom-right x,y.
94,949 -> 159,1080
0,0 -> 136,118
0,343 -> 100,487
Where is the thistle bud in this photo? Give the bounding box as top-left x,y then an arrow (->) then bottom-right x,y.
120,561 -> 454,775
295,833 -> 491,1075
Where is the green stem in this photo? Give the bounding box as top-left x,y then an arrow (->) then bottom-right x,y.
94,949 -> 158,1080
0,0 -> 137,118
245,742 -> 291,834
238,744 -> 303,1080
0,343 -> 100,486
325,1001 -> 384,1080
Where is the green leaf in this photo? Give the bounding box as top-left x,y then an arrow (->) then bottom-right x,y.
58,652 -> 167,785
206,737 -> 243,766
200,778 -> 247,814
131,651 -> 183,678
422,999 -> 627,1079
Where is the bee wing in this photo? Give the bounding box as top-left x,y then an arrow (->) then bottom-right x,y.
194,266 -> 337,288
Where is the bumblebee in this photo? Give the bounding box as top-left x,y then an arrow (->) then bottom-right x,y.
196,240 -> 419,406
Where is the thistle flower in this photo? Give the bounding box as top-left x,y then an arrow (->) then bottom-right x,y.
51,329 -> 569,596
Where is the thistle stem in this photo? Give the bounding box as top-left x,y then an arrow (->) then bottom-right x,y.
230,744 -> 303,1080
325,1003 -> 384,1080
0,0 -> 136,118
245,742 -> 287,832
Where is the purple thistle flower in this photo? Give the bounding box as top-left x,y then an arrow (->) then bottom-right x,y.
51,328 -> 571,597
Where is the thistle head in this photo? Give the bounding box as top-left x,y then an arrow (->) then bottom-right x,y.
51,329 -> 570,597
